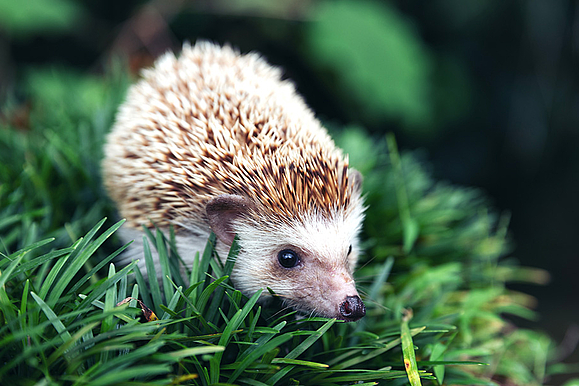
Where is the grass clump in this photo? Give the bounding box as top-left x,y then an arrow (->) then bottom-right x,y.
0,219 -> 439,385
0,67 -> 574,385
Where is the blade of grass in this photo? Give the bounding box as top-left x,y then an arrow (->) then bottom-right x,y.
266,318 -> 337,385
156,345 -> 225,360
38,252 -> 70,300
0,237 -> 55,267
0,252 -> 25,323
161,286 -> 182,320
197,233 -> 216,298
205,237 -> 240,324
166,226 -> 187,288
210,289 -> 263,384
196,276 -> 229,314
68,241 -> 130,294
46,321 -> 100,368
235,321 -> 287,363
351,256 -> 394,345
30,292 -> 72,342
401,309 -> 422,386
88,364 -> 171,386
319,369 -> 410,383
18,279 -> 30,339
10,246 -> 74,278
75,261 -> 138,313
228,333 -> 294,383
155,228 -> 174,301
143,237 -> 163,314
47,219 -> 125,307
270,358 -> 328,368
237,378 -> 270,386
429,330 -> 457,384
101,264 -> 118,335
133,264 -> 152,310
286,318 -> 337,359
188,251 -> 201,304
387,133 -> 419,253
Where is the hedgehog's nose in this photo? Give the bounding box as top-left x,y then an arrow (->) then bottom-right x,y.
339,295 -> 366,321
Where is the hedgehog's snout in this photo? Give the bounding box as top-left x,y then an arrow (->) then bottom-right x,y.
339,295 -> 366,321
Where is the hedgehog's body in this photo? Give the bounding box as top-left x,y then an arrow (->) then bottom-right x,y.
103,43 -> 366,321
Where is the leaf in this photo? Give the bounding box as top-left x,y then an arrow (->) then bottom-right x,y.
401,310 -> 422,386
270,358 -> 328,368
75,261 -> 138,313
154,228 -> 174,300
206,236 -> 240,323
161,287 -> 182,320
430,342 -> 447,383
210,289 -> 263,383
267,319 -> 337,385
7,246 -> 72,277
68,241 -> 129,295
322,369 -> 410,382
308,0 -> 432,129
387,134 -> 419,253
0,0 -> 83,37
30,291 -> 72,342
100,264 -> 118,336
89,365 -> 171,386
0,253 -> 28,319
48,218 -> 125,307
227,334 -> 293,383
158,345 -> 225,359
196,276 -> 229,315
143,236 -> 163,315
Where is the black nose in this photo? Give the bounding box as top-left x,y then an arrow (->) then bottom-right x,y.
339,295 -> 366,321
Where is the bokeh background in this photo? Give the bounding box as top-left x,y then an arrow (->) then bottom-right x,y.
1,0 -> 578,381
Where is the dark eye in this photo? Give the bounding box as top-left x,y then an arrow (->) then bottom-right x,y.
347,245 -> 352,256
278,249 -> 300,268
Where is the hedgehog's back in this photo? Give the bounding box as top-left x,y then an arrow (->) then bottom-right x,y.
103,43 -> 347,229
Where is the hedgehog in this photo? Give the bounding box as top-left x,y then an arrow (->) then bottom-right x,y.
102,42 -> 366,321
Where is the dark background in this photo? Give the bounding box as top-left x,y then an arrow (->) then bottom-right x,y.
1,0 -> 577,376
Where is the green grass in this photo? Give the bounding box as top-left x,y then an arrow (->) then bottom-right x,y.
0,219 -> 461,385
0,66 -> 573,385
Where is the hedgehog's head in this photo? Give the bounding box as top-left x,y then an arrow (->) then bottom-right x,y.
205,168 -> 366,321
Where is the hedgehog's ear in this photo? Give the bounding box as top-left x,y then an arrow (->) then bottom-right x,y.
206,194 -> 253,245
349,169 -> 363,193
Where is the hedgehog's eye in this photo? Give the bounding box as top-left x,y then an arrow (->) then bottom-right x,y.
347,245 -> 352,256
278,249 -> 300,268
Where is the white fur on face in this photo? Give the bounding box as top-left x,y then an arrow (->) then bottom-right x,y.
116,197 -> 365,320
231,201 -> 365,318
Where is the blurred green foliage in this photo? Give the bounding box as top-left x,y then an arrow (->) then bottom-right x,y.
307,0 -> 432,128
0,67 -> 128,252
333,127 -> 560,384
1,0 -> 473,138
0,0 -> 83,38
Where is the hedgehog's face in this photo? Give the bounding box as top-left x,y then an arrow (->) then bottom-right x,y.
206,193 -> 366,321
